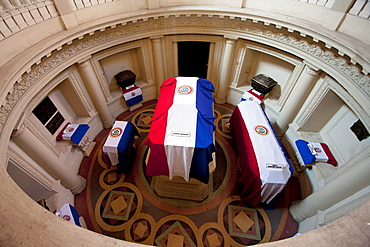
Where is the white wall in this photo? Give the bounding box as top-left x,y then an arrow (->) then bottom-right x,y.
320,104 -> 370,166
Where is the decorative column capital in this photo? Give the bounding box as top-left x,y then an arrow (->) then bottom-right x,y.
77,56 -> 92,68
12,112 -> 27,138
150,35 -> 164,41
12,123 -> 27,138
224,35 -> 238,42
303,61 -> 321,76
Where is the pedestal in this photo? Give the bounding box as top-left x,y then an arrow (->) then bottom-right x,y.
152,175 -> 211,201
148,150 -> 216,201
77,141 -> 96,157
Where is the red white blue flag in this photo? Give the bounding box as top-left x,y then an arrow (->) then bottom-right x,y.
229,100 -> 291,205
241,89 -> 265,104
55,204 -> 81,226
61,123 -> 89,145
145,77 -> 216,183
103,121 -> 139,166
295,139 -> 337,166
122,84 -> 143,106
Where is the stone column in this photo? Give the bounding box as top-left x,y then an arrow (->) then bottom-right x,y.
11,124 -> 86,195
215,36 -> 237,104
289,155 -> 370,222
77,57 -> 115,128
275,62 -> 321,135
150,36 -> 165,96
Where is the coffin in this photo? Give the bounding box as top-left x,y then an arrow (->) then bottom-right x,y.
251,74 -> 277,95
114,70 -> 136,88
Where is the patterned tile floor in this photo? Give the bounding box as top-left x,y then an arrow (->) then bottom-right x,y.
75,100 -> 300,246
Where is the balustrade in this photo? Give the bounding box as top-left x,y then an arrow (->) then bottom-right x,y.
69,0 -> 113,10
297,0 -> 370,19
349,0 -> 370,19
0,0 -> 58,40
0,0 -> 369,41
297,0 -> 335,8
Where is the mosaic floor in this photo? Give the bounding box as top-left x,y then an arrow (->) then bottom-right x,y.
75,100 -> 300,246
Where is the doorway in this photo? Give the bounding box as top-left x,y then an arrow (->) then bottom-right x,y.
178,41 -> 210,79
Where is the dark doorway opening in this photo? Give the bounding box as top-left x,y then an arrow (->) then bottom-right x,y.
178,41 -> 210,79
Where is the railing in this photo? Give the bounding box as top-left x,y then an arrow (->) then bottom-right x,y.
0,0 -> 58,40
297,0 -> 370,19
69,0 -> 114,10
349,0 -> 370,19
297,0 -> 336,8
0,0 -> 369,41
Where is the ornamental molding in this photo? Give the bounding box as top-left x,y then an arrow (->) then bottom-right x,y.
24,67 -> 92,115
23,118 -> 61,158
0,15 -> 369,135
90,39 -> 154,100
296,76 -> 370,131
235,41 -> 304,110
7,146 -> 57,192
323,192 -> 370,225
66,67 -> 94,113
325,145 -> 370,184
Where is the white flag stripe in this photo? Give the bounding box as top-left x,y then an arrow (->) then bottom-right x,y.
123,87 -> 142,101
309,142 -> 329,162
103,121 -> 128,166
237,101 -> 290,184
62,124 -> 79,140
164,77 -> 198,181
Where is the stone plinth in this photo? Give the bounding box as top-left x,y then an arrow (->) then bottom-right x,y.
148,150 -> 215,201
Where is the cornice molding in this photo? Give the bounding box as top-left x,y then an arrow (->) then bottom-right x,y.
296,76 -> 370,131
89,39 -> 154,100
233,41 -> 304,110
7,146 -> 57,192
323,192 -> 370,225
23,118 -> 61,158
24,67 -> 92,115
325,145 -> 370,184
0,14 -> 369,136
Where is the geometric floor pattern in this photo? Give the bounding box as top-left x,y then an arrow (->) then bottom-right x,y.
75,100 -> 300,246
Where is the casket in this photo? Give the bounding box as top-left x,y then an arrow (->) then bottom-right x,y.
251,74 -> 277,95
145,77 -> 216,184
114,70 -> 136,88
229,100 -> 292,206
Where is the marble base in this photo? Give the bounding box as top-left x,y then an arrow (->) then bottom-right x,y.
152,175 -> 211,201
150,153 -> 216,201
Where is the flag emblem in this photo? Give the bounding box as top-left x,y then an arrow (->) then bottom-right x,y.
177,85 -> 193,94
110,127 -> 122,137
68,128 -> 75,132
255,125 -> 269,135
62,215 -> 71,221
